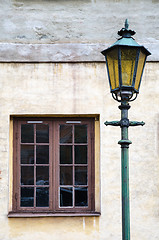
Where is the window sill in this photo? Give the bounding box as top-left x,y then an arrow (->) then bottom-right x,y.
8,211 -> 101,218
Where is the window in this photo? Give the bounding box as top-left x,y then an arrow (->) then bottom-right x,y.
12,118 -> 95,215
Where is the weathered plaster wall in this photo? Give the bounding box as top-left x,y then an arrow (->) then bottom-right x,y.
0,0 -> 158,62
0,62 -> 159,240
1,0 -> 159,44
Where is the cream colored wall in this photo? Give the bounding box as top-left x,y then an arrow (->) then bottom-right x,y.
0,62 -> 159,240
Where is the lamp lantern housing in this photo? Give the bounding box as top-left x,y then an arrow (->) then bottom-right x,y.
101,19 -> 151,102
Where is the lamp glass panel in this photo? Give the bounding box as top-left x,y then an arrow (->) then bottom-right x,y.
121,47 -> 137,86
134,50 -> 146,91
106,48 -> 119,91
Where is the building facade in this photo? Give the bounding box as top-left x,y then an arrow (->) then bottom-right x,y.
0,0 -> 159,239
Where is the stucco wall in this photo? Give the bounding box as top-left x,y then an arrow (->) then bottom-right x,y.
0,62 -> 159,240
0,0 -> 158,62
1,0 -> 159,45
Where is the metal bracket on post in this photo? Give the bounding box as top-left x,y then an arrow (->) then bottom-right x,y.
129,121 -> 145,126
104,121 -> 120,126
104,120 -> 145,128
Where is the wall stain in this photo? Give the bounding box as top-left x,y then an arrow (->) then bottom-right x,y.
83,217 -> 100,234
8,216 -> 100,239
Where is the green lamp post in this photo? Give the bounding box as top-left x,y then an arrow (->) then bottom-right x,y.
101,19 -> 151,240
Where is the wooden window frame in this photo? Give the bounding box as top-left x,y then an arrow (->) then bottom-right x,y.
10,117 -> 97,216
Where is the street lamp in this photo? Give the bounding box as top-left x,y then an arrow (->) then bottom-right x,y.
101,19 -> 151,240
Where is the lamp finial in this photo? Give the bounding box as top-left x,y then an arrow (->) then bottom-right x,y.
125,19 -> 129,30
118,19 -> 135,37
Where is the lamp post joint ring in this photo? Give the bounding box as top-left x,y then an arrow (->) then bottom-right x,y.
120,118 -> 129,127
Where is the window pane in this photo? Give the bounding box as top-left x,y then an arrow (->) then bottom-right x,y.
36,187 -> 49,207
36,167 -> 49,185
60,187 -> 73,207
21,145 -> 34,164
21,124 -> 34,143
75,167 -> 87,185
60,145 -> 72,164
21,187 -> 34,207
60,166 -> 73,185
75,187 -> 88,207
21,166 -> 34,185
60,125 -> 72,143
36,145 -> 49,164
75,125 -> 87,143
75,146 -> 87,164
36,124 -> 49,143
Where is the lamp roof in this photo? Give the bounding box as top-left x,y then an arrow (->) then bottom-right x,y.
111,36 -> 140,47
101,19 -> 151,56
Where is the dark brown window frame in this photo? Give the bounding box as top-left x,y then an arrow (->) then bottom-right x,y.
10,117 -> 98,217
